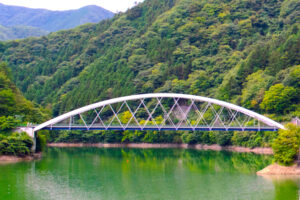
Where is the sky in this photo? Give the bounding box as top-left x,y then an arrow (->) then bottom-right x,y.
0,0 -> 145,13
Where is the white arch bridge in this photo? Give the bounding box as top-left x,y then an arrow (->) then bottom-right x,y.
30,93 -> 283,133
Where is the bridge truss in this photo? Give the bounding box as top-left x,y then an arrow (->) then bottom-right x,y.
34,93 -> 284,132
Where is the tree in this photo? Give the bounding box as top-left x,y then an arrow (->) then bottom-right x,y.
188,70 -> 211,95
0,116 -> 20,133
0,132 -> 33,156
284,65 -> 300,89
260,84 -> 297,114
241,70 -> 274,109
120,111 -> 133,124
272,124 -> 300,166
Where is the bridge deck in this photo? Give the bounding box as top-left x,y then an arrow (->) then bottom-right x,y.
37,125 -> 278,131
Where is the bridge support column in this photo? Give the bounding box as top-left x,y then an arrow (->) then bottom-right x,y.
31,131 -> 36,153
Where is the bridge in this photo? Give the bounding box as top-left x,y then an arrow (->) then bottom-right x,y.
20,93 -> 284,150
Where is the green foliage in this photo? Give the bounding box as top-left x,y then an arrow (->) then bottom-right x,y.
0,62 -> 49,155
0,0 -> 299,149
142,131 -> 160,143
201,132 -> 216,145
0,0 -> 297,121
215,131 -> 233,146
53,130 -> 182,144
283,65 -> 300,90
260,84 -> 297,114
122,130 -> 144,143
231,131 -> 278,148
272,124 -> 300,166
0,116 -> 19,133
0,24 -> 49,41
127,5 -> 143,20
36,132 -> 47,152
181,132 -> 197,144
50,128 -> 281,149
0,132 -> 33,156
120,111 -> 132,124
241,70 -> 274,109
0,62 -> 49,123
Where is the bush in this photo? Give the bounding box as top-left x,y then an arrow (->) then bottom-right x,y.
231,131 -> 268,148
201,132 -> 216,145
181,132 -> 197,144
215,131 -> 233,146
142,131 -> 159,143
0,132 -> 33,156
0,116 -> 20,133
54,131 -> 83,143
103,131 -> 123,143
272,124 -> 300,166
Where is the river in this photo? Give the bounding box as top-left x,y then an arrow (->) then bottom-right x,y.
0,147 -> 299,200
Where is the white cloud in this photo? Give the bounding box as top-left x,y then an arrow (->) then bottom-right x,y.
0,0 -> 144,12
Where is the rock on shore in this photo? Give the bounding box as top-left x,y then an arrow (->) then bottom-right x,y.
0,153 -> 42,164
257,163 -> 300,175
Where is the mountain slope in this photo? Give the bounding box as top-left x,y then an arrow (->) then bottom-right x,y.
0,0 -> 299,121
0,62 -> 48,123
0,4 -> 114,32
0,24 -> 49,40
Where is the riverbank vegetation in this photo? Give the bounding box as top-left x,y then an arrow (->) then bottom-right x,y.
0,132 -> 33,156
272,124 -> 300,166
49,129 -> 278,149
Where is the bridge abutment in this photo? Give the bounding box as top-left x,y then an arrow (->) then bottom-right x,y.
16,127 -> 35,138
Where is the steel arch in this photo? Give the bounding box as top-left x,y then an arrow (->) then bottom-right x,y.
34,93 -> 284,132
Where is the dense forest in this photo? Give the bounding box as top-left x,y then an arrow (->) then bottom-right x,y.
0,62 -> 48,156
0,62 -> 47,123
0,0 -> 299,160
0,25 -> 49,41
0,0 -> 298,119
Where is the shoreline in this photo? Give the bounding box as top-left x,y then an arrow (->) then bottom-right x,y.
257,163 -> 300,175
0,153 -> 42,164
47,143 -> 273,155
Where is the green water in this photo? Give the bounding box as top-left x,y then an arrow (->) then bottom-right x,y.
0,147 -> 299,200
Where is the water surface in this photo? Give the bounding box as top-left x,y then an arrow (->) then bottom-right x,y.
0,147 -> 299,200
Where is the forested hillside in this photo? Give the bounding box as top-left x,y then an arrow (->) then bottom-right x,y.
0,0 -> 299,122
0,62 -> 48,124
0,25 -> 49,41
0,62 -> 49,156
